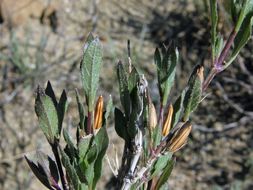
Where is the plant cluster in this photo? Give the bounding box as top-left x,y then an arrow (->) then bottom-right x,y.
25,1 -> 253,190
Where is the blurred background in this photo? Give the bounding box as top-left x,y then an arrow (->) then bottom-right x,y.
0,0 -> 253,189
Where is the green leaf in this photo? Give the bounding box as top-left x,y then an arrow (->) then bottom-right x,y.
235,0 -> 253,32
35,86 -> 59,143
85,142 -> 98,164
230,0 -> 243,23
60,149 -> 81,189
114,108 -> 129,141
57,90 -> 68,135
154,48 -> 162,70
171,90 -> 185,128
214,34 -> 224,59
209,0 -> 218,60
81,36 -> 102,112
76,89 -> 85,130
25,151 -> 60,189
93,126 -> 109,189
155,46 -> 179,106
117,61 -> 131,118
152,123 -> 162,147
63,129 -> 77,160
79,183 -> 89,190
45,81 -> 57,107
80,142 -> 97,187
128,66 -> 140,94
150,153 -> 172,179
226,15 -> 253,68
183,65 -> 203,121
105,95 -> 113,121
155,158 -> 175,189
78,135 -> 92,159
77,139 -> 97,188
85,33 -> 95,45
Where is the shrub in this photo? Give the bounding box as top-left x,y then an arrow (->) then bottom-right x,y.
25,1 -> 253,190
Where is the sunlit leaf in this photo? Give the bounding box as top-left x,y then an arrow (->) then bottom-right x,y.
81,36 -> 102,111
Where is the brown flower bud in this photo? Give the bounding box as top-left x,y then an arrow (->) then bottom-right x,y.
167,122 -> 192,153
94,96 -> 103,130
162,104 -> 173,136
149,103 -> 157,130
197,66 -> 204,83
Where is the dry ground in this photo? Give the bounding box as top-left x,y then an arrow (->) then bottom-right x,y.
0,0 -> 253,189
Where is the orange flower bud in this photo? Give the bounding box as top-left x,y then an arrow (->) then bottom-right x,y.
94,96 -> 103,130
168,122 -> 192,153
149,103 -> 157,130
162,104 -> 173,136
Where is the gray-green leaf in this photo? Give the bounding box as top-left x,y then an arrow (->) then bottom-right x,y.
35,86 -> 59,143
81,36 -> 102,111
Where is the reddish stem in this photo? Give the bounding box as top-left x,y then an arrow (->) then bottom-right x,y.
51,143 -> 68,190
86,111 -> 93,134
203,27 -> 237,91
217,28 -> 237,69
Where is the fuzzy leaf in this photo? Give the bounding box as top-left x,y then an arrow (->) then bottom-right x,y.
60,149 -> 81,189
214,34 -> 224,59
81,37 -> 102,111
105,95 -> 113,122
154,48 -> 162,70
234,0 -> 253,31
25,156 -> 51,189
85,33 -> 95,46
227,15 -> 253,67
78,135 -> 92,159
150,153 -> 172,179
183,65 -> 203,121
79,183 -> 89,190
155,46 -> 179,106
75,89 -> 85,130
80,142 -> 97,187
85,142 -> 98,164
25,151 -> 60,190
63,129 -> 77,160
128,66 -> 140,94
93,126 -> 109,189
114,108 -> 129,141
152,123 -> 162,147
210,0 -> 218,60
171,90 -> 185,128
117,61 -> 131,118
231,0 -> 243,23
155,158 -> 175,190
45,81 -> 57,107
35,86 -> 59,143
57,90 -> 68,135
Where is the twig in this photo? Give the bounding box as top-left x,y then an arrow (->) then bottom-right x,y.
215,81 -> 253,118
121,130 -> 143,190
194,116 -> 250,133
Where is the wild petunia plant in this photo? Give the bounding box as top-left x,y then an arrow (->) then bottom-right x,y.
25,0 -> 253,190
